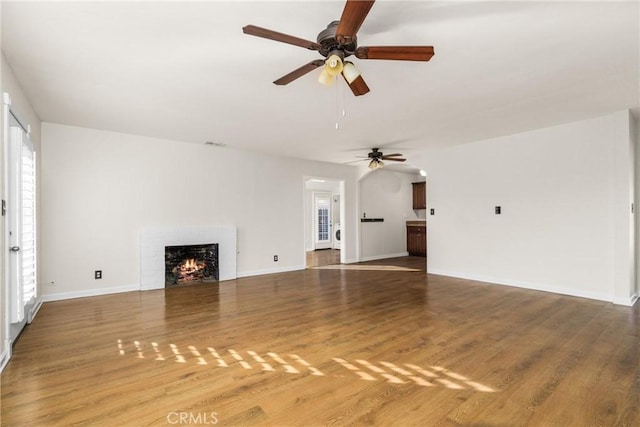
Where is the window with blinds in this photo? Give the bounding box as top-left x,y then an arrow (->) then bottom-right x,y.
21,147 -> 36,304
317,203 -> 329,241
9,123 -> 37,311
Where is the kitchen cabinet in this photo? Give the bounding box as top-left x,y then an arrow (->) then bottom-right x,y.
412,182 -> 426,209
406,222 -> 427,257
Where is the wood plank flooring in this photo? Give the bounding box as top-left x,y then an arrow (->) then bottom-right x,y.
306,249 -> 341,267
1,256 -> 638,426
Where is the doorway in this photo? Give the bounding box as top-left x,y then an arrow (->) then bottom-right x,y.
304,178 -> 344,267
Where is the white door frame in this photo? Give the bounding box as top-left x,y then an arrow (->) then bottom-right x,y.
8,122 -> 25,324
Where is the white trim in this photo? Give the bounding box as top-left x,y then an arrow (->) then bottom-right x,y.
613,294 -> 639,307
359,252 -> 410,263
0,344 -> 11,374
2,93 -> 11,369
27,297 -> 43,323
428,269 -> 619,304
4,92 -> 28,134
41,284 -> 140,302
236,265 -> 305,278
342,257 -> 359,264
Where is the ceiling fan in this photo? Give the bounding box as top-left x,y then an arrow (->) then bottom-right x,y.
242,0 -> 435,96
363,148 -> 406,169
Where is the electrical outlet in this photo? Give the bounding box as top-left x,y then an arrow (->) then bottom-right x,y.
495,206 -> 501,215
95,270 -> 102,279
430,208 -> 435,215
273,255 -> 278,262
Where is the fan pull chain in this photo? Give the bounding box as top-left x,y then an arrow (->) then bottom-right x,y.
342,79 -> 347,118
334,76 -> 348,130
335,76 -> 340,130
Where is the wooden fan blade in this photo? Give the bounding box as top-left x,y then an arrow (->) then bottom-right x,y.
243,25 -> 321,51
336,0 -> 375,44
344,158 -> 368,164
381,157 -> 406,162
381,153 -> 403,157
342,74 -> 370,96
274,60 -> 325,85
356,46 -> 435,61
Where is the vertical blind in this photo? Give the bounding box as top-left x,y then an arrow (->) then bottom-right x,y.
317,199 -> 330,242
21,144 -> 36,304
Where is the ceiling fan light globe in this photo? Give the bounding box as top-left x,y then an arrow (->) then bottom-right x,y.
318,68 -> 334,86
325,54 -> 344,77
368,159 -> 384,170
342,62 -> 360,84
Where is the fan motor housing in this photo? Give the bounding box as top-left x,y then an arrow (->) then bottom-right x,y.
317,21 -> 357,58
368,148 -> 382,159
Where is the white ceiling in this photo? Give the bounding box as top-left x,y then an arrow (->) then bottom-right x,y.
2,1 -> 638,168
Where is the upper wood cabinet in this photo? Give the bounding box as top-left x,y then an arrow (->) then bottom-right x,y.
412,182 -> 426,209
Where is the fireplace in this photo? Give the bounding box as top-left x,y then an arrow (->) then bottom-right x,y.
140,226 -> 236,290
164,244 -> 219,287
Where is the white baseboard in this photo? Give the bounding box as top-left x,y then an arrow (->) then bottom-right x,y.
359,252 -> 409,263
40,266 -> 310,300
613,294 -> 639,307
0,341 -> 11,374
236,265 -> 305,278
42,284 -> 140,302
427,269 -> 618,304
28,297 -> 43,323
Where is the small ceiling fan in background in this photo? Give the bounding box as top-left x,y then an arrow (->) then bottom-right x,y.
242,0 -> 435,96
358,148 -> 407,169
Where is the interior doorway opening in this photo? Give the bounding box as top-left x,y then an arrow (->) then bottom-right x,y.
304,178 -> 345,268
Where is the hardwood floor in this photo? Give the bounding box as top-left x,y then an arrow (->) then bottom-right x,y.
2,256 -> 638,426
306,249 -> 341,267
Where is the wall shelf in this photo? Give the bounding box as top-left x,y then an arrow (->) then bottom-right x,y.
360,218 -> 384,222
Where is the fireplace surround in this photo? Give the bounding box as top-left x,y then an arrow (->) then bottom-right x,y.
140,226 -> 236,291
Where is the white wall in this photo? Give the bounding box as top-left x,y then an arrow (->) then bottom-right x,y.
1,52 -> 42,369
359,169 -> 423,261
40,123 -> 359,299
418,111 -> 636,305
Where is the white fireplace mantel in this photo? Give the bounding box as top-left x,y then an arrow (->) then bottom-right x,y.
140,226 -> 237,290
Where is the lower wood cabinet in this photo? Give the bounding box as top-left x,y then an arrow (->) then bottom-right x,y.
406,225 -> 427,257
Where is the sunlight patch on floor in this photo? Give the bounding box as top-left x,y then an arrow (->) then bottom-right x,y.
117,340 -> 496,393
309,264 -> 422,272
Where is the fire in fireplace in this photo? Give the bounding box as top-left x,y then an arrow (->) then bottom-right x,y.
164,244 -> 219,287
